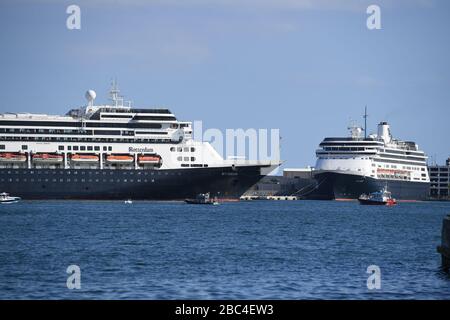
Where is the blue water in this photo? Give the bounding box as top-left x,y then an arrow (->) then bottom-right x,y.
1,200 -> 450,299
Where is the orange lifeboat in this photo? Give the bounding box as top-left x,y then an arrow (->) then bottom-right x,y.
71,154 -> 99,163
138,155 -> 161,164
0,153 -> 27,163
32,153 -> 64,164
106,155 -> 134,163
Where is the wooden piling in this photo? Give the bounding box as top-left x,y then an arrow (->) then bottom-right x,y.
437,214 -> 450,270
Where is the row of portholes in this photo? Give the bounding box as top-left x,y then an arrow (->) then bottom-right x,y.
177,156 -> 196,162
1,178 -> 158,183
170,146 -> 195,152
1,170 -> 181,176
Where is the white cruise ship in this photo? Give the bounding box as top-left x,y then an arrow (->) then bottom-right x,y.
313,119 -> 430,200
0,83 -> 278,200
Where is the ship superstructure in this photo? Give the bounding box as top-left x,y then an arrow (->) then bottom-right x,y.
313,117 -> 430,200
0,83 -> 278,199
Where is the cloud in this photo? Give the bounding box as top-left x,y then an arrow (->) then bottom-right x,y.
64,21 -> 212,69
101,0 -> 437,11
355,75 -> 383,88
25,0 -> 437,11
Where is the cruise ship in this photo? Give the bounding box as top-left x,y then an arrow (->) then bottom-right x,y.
312,116 -> 430,201
0,83 -> 278,200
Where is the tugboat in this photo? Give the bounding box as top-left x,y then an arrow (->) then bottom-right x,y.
185,193 -> 219,205
358,186 -> 397,206
0,192 -> 21,204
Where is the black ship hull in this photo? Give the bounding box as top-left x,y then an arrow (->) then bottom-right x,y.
358,199 -> 391,205
0,166 -> 266,200
311,171 -> 430,201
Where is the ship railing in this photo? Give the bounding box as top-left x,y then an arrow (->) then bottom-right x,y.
227,156 -> 247,160
223,158 -> 280,167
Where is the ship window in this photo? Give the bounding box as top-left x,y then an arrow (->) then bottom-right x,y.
170,147 -> 175,152
108,146 -> 112,151
184,157 -> 189,161
177,147 -> 182,152
103,146 -> 107,151
68,146 -> 72,151
87,146 -> 93,151
191,147 -> 195,152
191,157 -> 195,161
21,145 -> 28,150
0,145 -> 4,150
184,147 -> 189,152
73,146 -> 79,151
94,146 -> 100,151
80,146 -> 86,151
58,146 -> 64,151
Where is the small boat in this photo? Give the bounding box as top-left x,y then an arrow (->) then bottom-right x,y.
0,153 -> 27,163
358,186 -> 397,206
32,153 -> 64,164
185,193 -> 219,205
0,192 -> 21,204
71,154 -> 99,163
106,155 -> 134,163
138,155 -> 161,164
124,199 -> 133,204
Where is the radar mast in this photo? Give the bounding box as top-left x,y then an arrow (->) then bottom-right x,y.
109,79 -> 124,107
363,106 -> 369,139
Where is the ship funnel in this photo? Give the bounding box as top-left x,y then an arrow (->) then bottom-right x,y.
377,121 -> 391,143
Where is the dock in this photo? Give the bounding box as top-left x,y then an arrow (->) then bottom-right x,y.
437,214 -> 450,270
240,195 -> 298,201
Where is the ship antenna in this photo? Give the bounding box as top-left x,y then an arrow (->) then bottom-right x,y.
109,78 -> 124,107
363,106 -> 368,139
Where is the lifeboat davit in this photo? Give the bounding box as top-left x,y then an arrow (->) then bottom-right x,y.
0,153 -> 27,163
32,153 -> 64,164
106,155 -> 134,163
138,155 -> 161,164
71,154 -> 99,163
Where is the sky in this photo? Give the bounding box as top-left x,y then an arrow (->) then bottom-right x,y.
0,0 -> 449,169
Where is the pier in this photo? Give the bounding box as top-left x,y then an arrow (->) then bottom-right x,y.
240,195 -> 298,201
437,214 -> 450,270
